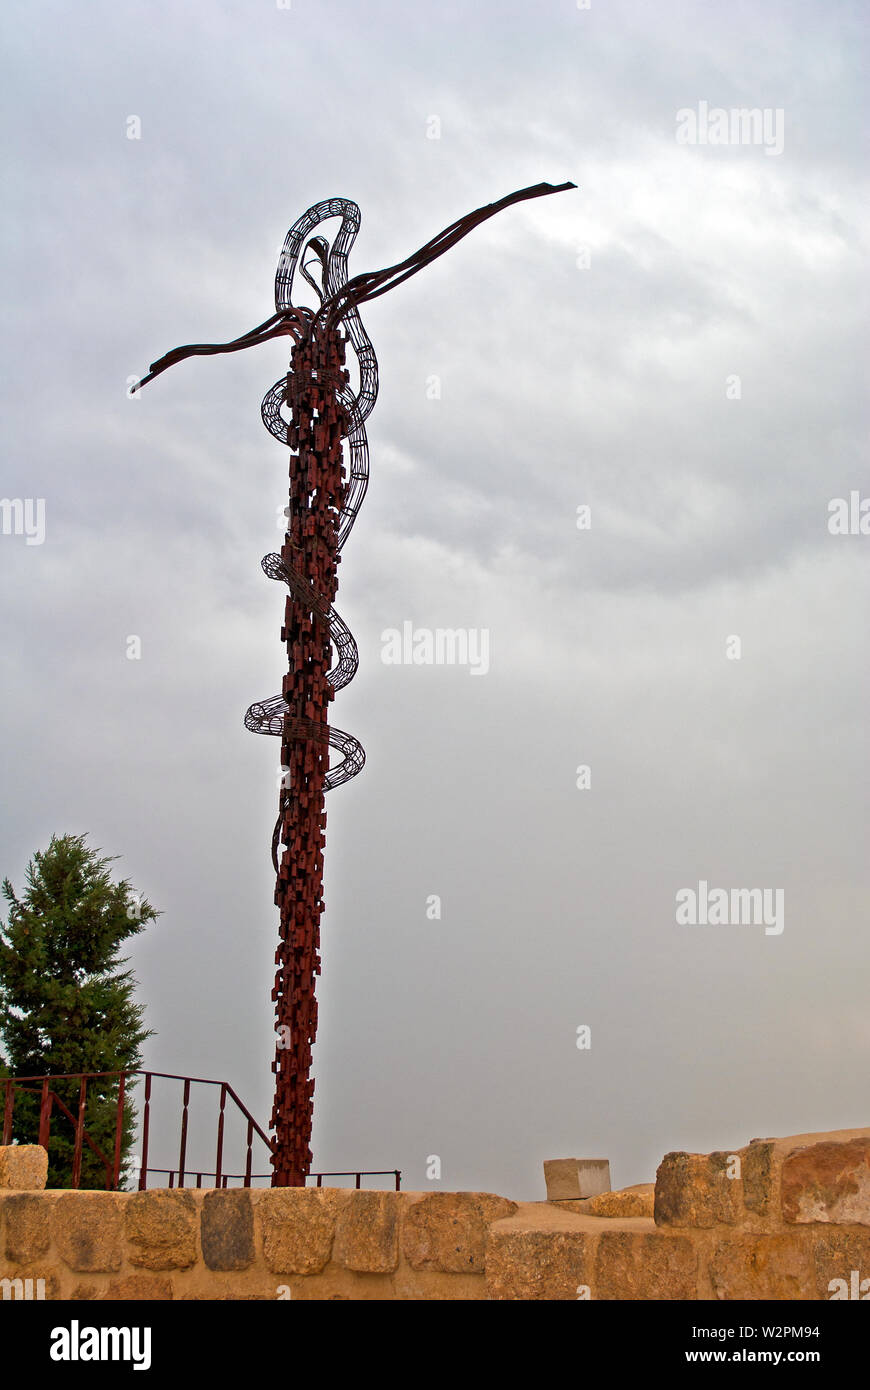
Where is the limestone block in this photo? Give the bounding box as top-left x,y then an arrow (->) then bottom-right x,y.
52,1192 -> 124,1273
402,1192 -> 517,1273
103,1274 -> 174,1300
334,1190 -> 399,1273
0,1144 -> 48,1191
742,1141 -> 775,1217
544,1158 -> 611,1202
654,1151 -> 742,1228
391,1269 -> 490,1301
201,1190 -> 254,1271
486,1229 -> 594,1300
709,1234 -> 813,1300
809,1228 -> 870,1299
258,1188 -> 346,1274
566,1184 -> 655,1219
596,1231 -> 698,1300
125,1190 -> 198,1270
781,1137 -> 870,1226
3,1192 -> 52,1262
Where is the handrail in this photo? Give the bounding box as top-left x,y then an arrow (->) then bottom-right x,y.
5,1069 -> 274,1155
2,1070 -> 274,1190
313,1170 -> 402,1191
1,1070 -> 400,1191
142,1168 -> 403,1190
9,1082 -> 114,1188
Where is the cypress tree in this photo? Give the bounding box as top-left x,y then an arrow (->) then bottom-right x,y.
0,833 -> 158,1188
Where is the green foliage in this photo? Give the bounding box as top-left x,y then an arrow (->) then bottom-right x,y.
0,833 -> 158,1188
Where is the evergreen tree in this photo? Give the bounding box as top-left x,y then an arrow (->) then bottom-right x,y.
0,833 -> 158,1188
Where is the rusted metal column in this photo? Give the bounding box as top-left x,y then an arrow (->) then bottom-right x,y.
271,327 -> 347,1186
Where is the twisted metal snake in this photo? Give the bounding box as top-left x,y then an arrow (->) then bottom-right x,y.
135,183 -> 575,870
246,200 -> 375,867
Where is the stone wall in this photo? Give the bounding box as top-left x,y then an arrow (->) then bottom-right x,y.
1,1128 -> 867,1299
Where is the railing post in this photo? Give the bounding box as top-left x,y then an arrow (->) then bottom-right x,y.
72,1076 -> 87,1190
215,1083 -> 227,1189
112,1072 -> 126,1190
37,1078 -> 52,1150
355,1172 -> 361,1190
244,1118 -> 253,1189
395,1170 -> 401,1192
316,1173 -> 322,1188
2,1080 -> 14,1146
139,1073 -> 152,1190
178,1078 -> 191,1187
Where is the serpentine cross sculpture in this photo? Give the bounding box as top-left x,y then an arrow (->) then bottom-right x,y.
134,180 -> 575,1186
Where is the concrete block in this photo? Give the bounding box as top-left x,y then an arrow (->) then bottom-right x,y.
544,1157 -> 611,1201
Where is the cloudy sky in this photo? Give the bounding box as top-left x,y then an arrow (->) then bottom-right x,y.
1,0 -> 867,1198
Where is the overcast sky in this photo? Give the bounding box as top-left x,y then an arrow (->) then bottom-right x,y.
1,0 -> 867,1199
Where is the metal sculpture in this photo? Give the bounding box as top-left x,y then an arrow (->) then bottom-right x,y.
134,180 -> 575,1186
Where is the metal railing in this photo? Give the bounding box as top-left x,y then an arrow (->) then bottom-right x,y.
2,1074 -> 121,1189
139,1168 -> 403,1190
313,1170 -> 402,1191
1,1070 -> 401,1192
2,1070 -> 275,1191
136,1071 -> 275,1190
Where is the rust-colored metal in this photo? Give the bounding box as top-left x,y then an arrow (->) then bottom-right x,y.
8,1076 -> 116,1187
2,1069 -> 274,1190
37,1076 -> 51,1149
139,1071 -> 152,1190
71,1075 -> 87,1189
2,1069 -> 401,1190
2,1080 -> 14,1146
133,181 -> 575,1186
178,1077 -> 191,1188
112,1070 -> 126,1190
215,1082 -> 228,1188
265,326 -> 349,1184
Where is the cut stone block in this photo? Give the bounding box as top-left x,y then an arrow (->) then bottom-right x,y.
486,1228 -> 595,1300
201,1189 -> 254,1271
3,1193 -> 52,1261
124,1190 -> 198,1271
561,1183 -> 655,1218
596,1230 -> 698,1300
334,1189 -> 399,1273
401,1192 -> 517,1272
781,1136 -> 870,1226
52,1192 -> 124,1273
257,1188 -> 347,1275
654,1151 -> 742,1228
544,1158 -> 611,1201
0,1144 -> 48,1191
